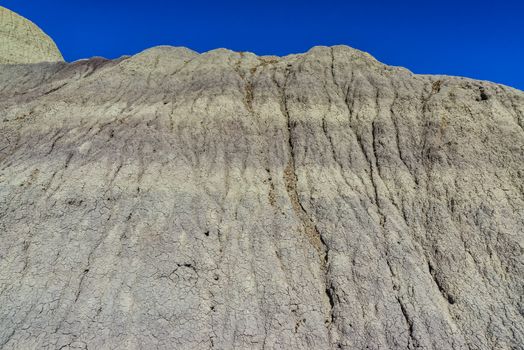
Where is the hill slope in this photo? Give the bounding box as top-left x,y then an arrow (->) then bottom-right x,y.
0,45 -> 523,349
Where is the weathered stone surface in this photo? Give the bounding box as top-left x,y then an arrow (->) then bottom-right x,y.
0,45 -> 523,349
0,6 -> 63,64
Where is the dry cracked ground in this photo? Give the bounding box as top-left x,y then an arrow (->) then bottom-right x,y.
0,45 -> 523,349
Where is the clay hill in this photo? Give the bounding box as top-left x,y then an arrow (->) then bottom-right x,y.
0,6 -> 523,350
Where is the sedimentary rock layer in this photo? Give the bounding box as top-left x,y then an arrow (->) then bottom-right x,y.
0,6 -> 63,64
0,45 -> 523,349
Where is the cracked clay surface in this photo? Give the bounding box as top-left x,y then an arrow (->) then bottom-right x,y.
0,45 -> 523,349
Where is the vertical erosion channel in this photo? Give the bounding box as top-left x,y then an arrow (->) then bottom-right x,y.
278,64 -> 337,343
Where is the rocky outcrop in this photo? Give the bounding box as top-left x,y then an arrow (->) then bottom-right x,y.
0,45 -> 523,349
0,6 -> 63,64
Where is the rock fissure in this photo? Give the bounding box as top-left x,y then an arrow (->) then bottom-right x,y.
278,64 -> 335,336
235,53 -> 255,115
428,262 -> 456,305
396,296 -> 419,349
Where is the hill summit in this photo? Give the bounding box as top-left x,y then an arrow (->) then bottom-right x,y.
0,6 -> 63,64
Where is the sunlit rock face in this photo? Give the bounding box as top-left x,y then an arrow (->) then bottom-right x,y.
0,39 -> 523,350
0,6 -> 63,64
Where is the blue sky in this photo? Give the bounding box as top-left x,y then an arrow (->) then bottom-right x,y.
3,0 -> 523,90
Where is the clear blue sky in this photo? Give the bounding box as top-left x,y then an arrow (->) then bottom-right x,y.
3,0 -> 523,90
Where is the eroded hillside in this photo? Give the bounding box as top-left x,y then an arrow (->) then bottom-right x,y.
0,45 -> 523,349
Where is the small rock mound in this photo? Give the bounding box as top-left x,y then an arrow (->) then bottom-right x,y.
0,6 -> 63,64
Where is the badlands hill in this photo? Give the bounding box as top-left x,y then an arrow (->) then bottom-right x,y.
0,6 -> 523,350
0,6 -> 63,64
